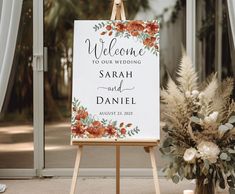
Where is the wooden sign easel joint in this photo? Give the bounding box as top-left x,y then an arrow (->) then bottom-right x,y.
69,1 -> 161,194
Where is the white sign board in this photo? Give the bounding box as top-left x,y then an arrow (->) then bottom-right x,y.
71,20 -> 160,142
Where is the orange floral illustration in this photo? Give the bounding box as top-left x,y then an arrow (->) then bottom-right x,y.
75,109 -> 88,121
106,124 -> 116,136
145,21 -> 159,35
143,37 -> 156,47
71,98 -> 140,139
120,128 -> 126,135
126,21 -> 144,35
95,20 -> 160,55
87,121 -> 106,138
72,121 -> 85,136
115,22 -> 126,32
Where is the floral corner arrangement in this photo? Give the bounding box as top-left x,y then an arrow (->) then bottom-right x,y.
93,20 -> 160,55
160,53 -> 235,194
71,98 -> 140,139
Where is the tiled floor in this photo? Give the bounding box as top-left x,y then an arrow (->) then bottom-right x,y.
0,122 -> 167,169
0,178 -> 196,194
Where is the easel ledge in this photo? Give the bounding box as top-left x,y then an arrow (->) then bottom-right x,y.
72,139 -> 160,147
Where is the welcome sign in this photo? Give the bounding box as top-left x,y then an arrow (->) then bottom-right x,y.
71,20 -> 160,142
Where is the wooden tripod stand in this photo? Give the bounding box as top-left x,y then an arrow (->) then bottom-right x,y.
69,141 -> 161,194
69,1 -> 161,194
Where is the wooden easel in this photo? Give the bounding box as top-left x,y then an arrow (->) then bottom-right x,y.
69,1 -> 161,194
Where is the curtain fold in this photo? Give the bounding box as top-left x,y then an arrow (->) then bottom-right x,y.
0,1 -> 2,21
0,0 -> 23,112
227,0 -> 235,78
227,0 -> 235,48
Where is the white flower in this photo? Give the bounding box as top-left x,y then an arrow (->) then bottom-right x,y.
183,148 -> 197,163
204,112 -> 219,123
209,112 -> 219,122
191,90 -> 199,98
198,92 -> 205,100
185,90 -> 200,98
204,116 -> 211,123
197,141 -> 220,163
185,91 -> 191,98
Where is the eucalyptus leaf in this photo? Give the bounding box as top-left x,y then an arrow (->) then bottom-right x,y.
163,137 -> 173,147
229,116 -> 235,124
192,164 -> 197,174
197,113 -> 205,119
226,123 -> 234,129
178,167 -> 184,178
162,147 -> 172,154
112,121 -> 117,127
219,178 -> 226,189
219,125 -> 229,136
228,149 -> 235,154
172,175 -> 180,184
229,187 -> 235,194
191,116 -> 200,123
220,152 -> 229,160
162,125 -> 169,132
227,175 -> 235,188
202,161 -> 209,176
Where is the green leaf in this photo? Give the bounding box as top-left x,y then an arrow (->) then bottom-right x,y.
228,149 -> 235,154
229,187 -> 235,194
162,125 -> 168,132
218,125 -> 230,136
163,137 -> 173,147
178,167 -> 184,178
161,147 -> 172,154
191,116 -> 200,123
197,113 -> 205,119
219,176 -> 226,189
192,164 -> 197,174
229,116 -> 235,124
112,121 -> 117,127
228,175 -> 235,188
202,161 -> 209,176
220,152 -> 229,160
226,123 -> 234,129
172,175 -> 180,184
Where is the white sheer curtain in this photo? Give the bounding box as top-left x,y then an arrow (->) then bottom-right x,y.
227,0 -> 235,77
0,0 -> 23,112
0,1 -> 2,20
227,0 -> 235,48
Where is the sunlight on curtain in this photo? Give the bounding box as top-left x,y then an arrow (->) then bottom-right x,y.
0,0 -> 23,112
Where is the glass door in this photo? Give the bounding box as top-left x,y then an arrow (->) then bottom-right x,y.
44,0 -> 76,168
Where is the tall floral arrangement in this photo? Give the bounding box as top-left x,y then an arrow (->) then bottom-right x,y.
160,53 -> 235,194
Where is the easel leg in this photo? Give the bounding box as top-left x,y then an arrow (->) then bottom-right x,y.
70,146 -> 83,194
149,147 -> 161,194
116,146 -> 120,194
